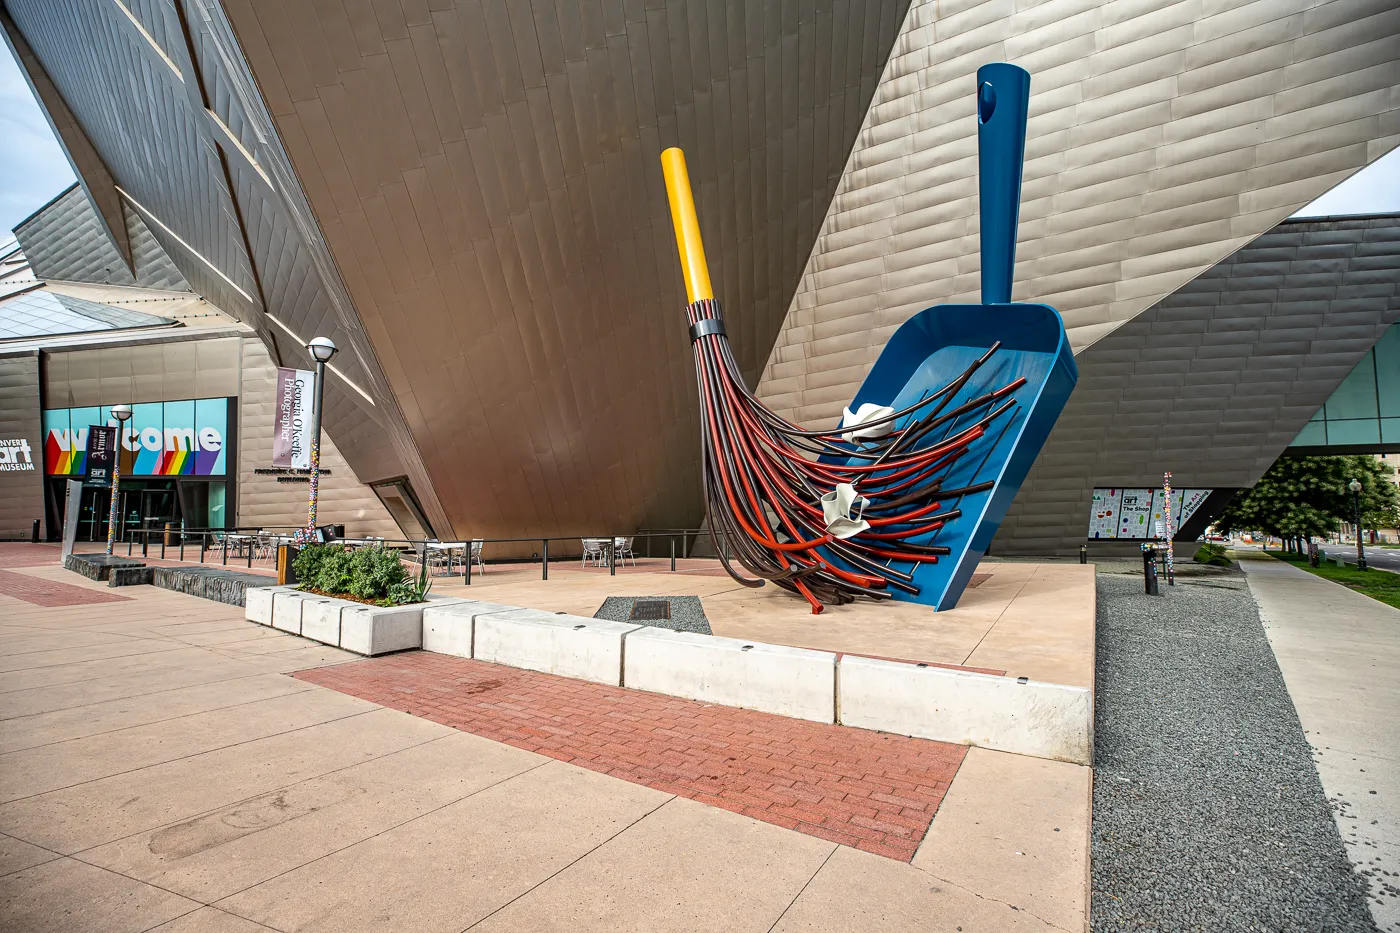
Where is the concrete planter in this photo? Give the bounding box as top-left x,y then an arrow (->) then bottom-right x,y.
837,655 -> 1093,765
623,628 -> 837,723
271,591 -> 306,634
245,585 -> 300,625
300,596 -> 356,646
338,594 -> 468,656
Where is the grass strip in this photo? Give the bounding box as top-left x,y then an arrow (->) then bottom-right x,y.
1267,550 -> 1400,611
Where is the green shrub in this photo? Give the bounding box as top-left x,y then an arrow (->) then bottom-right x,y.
295,543 -> 421,605
292,544 -> 328,586
1193,543 -> 1232,567
315,545 -> 354,594
385,579 -> 422,605
346,545 -> 409,602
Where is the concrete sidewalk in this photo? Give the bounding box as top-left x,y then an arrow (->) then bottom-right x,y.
1242,553 -> 1400,931
0,548 -> 1090,932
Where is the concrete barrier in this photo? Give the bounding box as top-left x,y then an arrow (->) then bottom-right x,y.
474,609 -> 641,685
421,600 -> 517,659
245,585 -> 298,625
301,596 -> 354,646
837,656 -> 1093,765
271,591 -> 306,634
623,628 -> 837,723
339,603 -> 422,656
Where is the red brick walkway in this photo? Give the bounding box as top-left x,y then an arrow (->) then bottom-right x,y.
0,542 -> 65,569
297,652 -> 966,861
0,568 -> 132,607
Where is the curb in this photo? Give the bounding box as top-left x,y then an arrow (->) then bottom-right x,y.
245,586 -> 1092,764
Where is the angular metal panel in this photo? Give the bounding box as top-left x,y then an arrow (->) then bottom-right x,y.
756,0 -> 1400,431
995,214 -> 1400,556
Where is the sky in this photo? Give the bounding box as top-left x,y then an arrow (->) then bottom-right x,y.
0,44 -> 74,238
0,42 -> 1398,239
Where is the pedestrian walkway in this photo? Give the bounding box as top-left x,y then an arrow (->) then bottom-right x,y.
1242,552 -> 1400,931
0,544 -> 1090,932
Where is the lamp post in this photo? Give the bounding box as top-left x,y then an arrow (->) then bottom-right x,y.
106,405 -> 132,555
304,337 -> 337,535
1349,478 -> 1367,570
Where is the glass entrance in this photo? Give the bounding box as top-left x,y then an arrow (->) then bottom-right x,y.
49,478 -> 188,542
139,486 -> 178,537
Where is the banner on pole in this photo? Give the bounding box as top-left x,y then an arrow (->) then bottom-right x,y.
272,367 -> 314,469
84,425 -> 118,488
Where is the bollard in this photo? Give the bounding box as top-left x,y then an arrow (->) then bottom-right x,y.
200,536 -> 206,563
221,535 -> 228,565
1142,545 -> 1159,596
671,537 -> 676,572
464,544 -> 471,584
609,540 -> 616,576
1079,544 -> 1087,564
142,533 -> 148,557
31,519 -> 39,543
542,539 -> 548,580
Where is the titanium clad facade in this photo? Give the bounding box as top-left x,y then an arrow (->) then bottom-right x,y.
7,0 -> 1400,553
995,214 -> 1400,555
5,0 -> 910,540
14,184 -> 192,291
756,0 -> 1400,425
0,351 -> 44,539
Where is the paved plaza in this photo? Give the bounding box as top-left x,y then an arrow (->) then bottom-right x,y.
0,545 -> 1088,932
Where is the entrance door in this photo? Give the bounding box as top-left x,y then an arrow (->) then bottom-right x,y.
140,487 -> 178,536
78,488 -> 112,543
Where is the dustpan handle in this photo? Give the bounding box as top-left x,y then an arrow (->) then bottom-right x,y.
976,63 -> 1030,305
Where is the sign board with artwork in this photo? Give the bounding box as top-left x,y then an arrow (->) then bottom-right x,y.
1088,488 -> 1120,539
1091,486 -> 1212,539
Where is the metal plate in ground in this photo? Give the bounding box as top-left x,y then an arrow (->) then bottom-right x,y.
629,600 -> 671,621
595,596 -> 710,635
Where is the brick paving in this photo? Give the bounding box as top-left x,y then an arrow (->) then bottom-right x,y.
0,568 -> 132,607
297,651 -> 967,861
0,542 -> 66,569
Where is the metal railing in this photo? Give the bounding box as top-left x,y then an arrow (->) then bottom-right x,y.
111,526 -> 718,582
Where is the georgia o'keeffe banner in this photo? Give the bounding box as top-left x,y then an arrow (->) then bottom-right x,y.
272,367 -> 314,470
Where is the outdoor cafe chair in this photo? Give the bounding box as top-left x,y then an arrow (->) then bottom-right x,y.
613,536 -> 636,566
580,538 -> 606,567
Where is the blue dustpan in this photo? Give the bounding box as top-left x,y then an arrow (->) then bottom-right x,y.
832,64 -> 1077,611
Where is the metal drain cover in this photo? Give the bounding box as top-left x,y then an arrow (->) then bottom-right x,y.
629,599 -> 671,621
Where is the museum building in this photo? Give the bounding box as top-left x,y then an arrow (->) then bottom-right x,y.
1,0 -> 1397,553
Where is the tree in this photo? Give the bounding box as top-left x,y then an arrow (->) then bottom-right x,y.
1216,455 -> 1398,546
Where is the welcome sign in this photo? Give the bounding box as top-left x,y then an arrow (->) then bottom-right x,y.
44,398 -> 228,477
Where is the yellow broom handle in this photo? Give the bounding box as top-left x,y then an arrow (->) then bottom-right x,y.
660,147 -> 713,302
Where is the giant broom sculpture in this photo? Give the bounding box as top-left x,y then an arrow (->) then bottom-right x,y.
662,63 -> 1077,613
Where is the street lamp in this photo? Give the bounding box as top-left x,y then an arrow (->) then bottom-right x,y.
106,405 -> 132,555
304,337 -> 338,535
1348,478 -> 1367,570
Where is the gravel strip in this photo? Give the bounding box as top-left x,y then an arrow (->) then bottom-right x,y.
1093,572 -> 1377,932
593,596 -> 712,635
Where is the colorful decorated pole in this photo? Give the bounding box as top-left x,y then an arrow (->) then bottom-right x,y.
1163,470 -> 1175,586
106,404 -> 132,555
